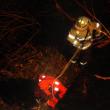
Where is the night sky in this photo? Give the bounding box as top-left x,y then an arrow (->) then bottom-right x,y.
0,0 -> 110,110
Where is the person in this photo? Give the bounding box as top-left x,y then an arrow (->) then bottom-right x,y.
66,16 -> 102,97
67,16 -> 101,65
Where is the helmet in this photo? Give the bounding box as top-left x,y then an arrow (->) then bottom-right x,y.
75,16 -> 90,30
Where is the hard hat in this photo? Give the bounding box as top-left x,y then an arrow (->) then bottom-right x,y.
75,16 -> 90,30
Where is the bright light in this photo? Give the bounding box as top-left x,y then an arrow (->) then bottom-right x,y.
42,75 -> 46,79
76,31 -> 79,34
78,19 -> 81,23
96,23 -> 100,28
86,36 -> 92,40
71,60 -> 76,64
54,87 -> 59,92
54,81 -> 60,85
39,79 -> 42,82
73,40 -> 78,45
80,61 -> 87,65
77,37 -> 85,41
68,33 -> 75,39
81,20 -> 84,24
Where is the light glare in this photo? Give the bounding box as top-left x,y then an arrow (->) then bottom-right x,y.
68,34 -> 75,39
54,81 -> 60,85
54,87 -> 59,92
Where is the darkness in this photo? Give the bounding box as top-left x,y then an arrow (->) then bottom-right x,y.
0,76 -> 36,108
0,0 -> 110,110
